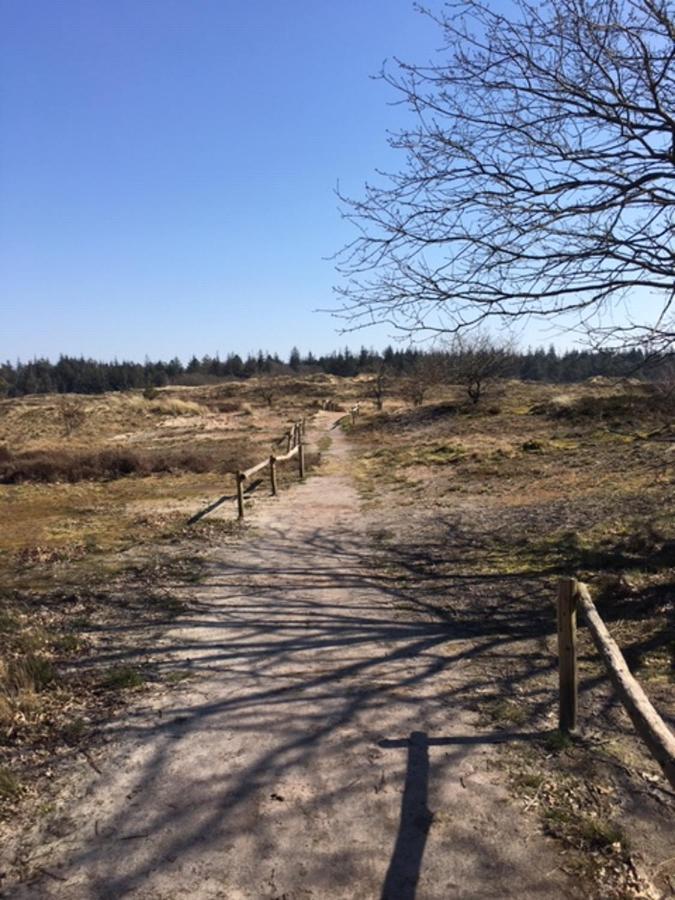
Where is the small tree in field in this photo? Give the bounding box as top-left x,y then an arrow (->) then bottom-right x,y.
369,361 -> 391,410
449,335 -> 516,404
403,354 -> 445,406
258,382 -> 276,408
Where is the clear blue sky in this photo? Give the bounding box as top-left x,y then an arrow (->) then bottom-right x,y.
1,0 -> 445,362
0,1 -> 650,364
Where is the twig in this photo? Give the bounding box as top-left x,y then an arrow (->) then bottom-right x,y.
36,867 -> 67,882
81,750 -> 102,775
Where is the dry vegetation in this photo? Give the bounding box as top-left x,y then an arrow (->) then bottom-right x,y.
1,372 -> 673,895
347,377 -> 674,896
0,376 -> 339,823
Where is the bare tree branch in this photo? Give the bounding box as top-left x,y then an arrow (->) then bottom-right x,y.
335,0 -> 675,351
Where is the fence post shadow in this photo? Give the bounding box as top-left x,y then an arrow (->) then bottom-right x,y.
380,731 -> 433,900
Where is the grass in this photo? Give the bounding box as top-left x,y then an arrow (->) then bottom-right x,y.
348,378 -> 673,895
486,698 -> 529,726
317,434 -> 332,453
544,730 -> 576,752
0,767 -> 20,800
0,376 -> 344,828
147,398 -> 208,417
0,442 -> 254,484
99,665 -> 146,690
543,802 -> 627,852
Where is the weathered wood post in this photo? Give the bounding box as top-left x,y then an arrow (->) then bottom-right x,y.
558,578 -> 578,734
236,471 -> 245,520
301,417 -> 306,438
270,455 -> 277,496
286,429 -> 292,453
298,441 -> 305,480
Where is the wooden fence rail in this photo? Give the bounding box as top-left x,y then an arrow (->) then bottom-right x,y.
235,418 -> 306,519
330,403 -> 361,430
557,577 -> 675,789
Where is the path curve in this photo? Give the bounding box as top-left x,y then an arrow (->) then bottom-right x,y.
6,415 -> 577,899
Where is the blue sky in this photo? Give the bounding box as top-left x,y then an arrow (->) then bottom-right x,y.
2,0 -> 442,362
0,1 -> 656,363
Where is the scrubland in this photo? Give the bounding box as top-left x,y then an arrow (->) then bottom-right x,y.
0,376 -> 335,820
1,373 -> 673,895
347,377 -> 674,895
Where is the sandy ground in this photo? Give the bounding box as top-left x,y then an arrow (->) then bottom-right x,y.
2,415 -> 580,899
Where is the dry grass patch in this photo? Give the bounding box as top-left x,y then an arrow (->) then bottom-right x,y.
349,379 -> 674,896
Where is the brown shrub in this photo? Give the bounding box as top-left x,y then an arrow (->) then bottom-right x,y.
211,399 -> 242,413
529,386 -> 674,423
0,445 -> 245,484
58,397 -> 87,436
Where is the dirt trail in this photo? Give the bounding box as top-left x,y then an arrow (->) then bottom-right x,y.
4,415 -> 578,899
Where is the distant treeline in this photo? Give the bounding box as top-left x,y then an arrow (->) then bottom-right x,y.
0,345 -> 657,397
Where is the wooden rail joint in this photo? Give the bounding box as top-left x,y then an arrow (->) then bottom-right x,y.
234,418 -> 307,520
556,578 -> 675,789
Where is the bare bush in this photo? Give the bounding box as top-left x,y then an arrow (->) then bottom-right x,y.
448,335 -> 516,405
257,384 -> 276,408
58,397 -> 86,436
402,355 -> 446,406
368,362 -> 391,411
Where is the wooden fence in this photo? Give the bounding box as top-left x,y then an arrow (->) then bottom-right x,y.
329,403 -> 361,429
235,418 -> 306,519
557,577 -> 675,789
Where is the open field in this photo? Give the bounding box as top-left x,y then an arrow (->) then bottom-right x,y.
1,374 -> 673,897
0,378 -> 349,586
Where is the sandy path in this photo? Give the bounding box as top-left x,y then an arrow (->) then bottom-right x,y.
6,415 -> 578,899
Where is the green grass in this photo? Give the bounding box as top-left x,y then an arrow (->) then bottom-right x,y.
544,729 -> 576,752
487,698 -> 529,726
100,665 -> 145,690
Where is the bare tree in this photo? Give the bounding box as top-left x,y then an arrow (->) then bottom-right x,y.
257,382 -> 276,408
336,0 -> 675,353
59,397 -> 86,436
368,360 -> 391,410
448,334 -> 516,404
402,354 -> 445,406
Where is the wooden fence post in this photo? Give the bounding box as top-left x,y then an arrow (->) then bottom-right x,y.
236,471 -> 245,520
286,430 -> 292,453
270,455 -> 277,496
558,578 -> 578,734
298,441 -> 305,480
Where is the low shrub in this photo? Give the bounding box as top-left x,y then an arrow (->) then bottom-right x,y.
148,398 -> 207,417
0,443 -> 251,483
530,386 -> 674,423
211,399 -> 242,413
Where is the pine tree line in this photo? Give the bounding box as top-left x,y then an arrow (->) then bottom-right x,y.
0,345 -> 655,398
